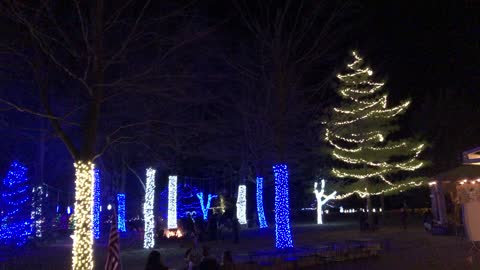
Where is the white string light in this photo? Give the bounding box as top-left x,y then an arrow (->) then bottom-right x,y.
325,50 -> 426,201
331,101 -> 410,126
338,82 -> 384,97
143,168 -> 156,249
335,180 -> 423,200
71,161 -> 95,270
332,145 -> 424,171
167,175 -> 177,229
236,185 -> 247,225
334,95 -> 387,114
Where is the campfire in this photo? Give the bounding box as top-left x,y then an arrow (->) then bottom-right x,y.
164,229 -> 183,239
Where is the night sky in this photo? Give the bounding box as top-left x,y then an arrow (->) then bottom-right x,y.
0,0 -> 479,213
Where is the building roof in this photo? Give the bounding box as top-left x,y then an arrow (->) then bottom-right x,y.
433,165 -> 480,182
462,146 -> 480,165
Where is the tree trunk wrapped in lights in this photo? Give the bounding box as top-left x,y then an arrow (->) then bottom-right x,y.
93,169 -> 101,239
273,164 -> 293,249
313,180 -> 336,225
72,161 -> 95,270
256,177 -> 268,228
143,168 -> 156,249
236,185 -> 247,225
324,51 -> 427,208
117,193 -> 126,232
167,175 -> 177,229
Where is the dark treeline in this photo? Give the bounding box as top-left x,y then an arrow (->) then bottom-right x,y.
0,0 -> 478,210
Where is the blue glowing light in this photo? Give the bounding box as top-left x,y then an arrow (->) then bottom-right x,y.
56,205 -> 59,213
161,184 -> 202,220
196,192 -> 217,220
256,177 -> 268,228
117,193 -> 126,232
93,169 -> 101,239
273,164 -> 294,249
0,161 -> 33,246
67,206 -> 71,215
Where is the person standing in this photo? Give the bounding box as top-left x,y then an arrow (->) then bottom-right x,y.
145,250 -> 169,270
232,218 -> 240,244
221,251 -> 235,270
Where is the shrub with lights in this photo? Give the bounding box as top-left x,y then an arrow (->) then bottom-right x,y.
0,161 -> 33,246
324,51 -> 426,200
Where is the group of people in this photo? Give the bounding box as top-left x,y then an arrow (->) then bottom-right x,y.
145,246 -> 235,270
179,212 -> 240,244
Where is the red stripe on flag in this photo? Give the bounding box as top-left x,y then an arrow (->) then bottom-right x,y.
105,210 -> 121,270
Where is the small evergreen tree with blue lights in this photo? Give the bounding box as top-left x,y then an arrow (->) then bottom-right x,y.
0,161 -> 32,246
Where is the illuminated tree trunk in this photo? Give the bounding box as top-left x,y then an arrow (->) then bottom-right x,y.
313,180 -> 337,225
273,164 -> 293,249
236,185 -> 247,225
93,169 -> 101,239
72,161 -> 95,270
167,175 -> 178,229
256,177 -> 268,228
143,168 -> 156,249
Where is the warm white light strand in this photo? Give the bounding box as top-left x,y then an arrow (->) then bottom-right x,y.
339,83 -> 384,97
335,180 -> 423,200
72,161 -> 95,270
328,128 -> 384,143
334,95 -> 387,114
331,101 -> 410,126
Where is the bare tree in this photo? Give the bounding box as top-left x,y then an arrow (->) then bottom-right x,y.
228,0 -> 353,247
0,1 -> 217,268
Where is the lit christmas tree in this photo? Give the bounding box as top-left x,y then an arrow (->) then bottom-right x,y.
324,51 -> 426,202
0,161 -> 33,246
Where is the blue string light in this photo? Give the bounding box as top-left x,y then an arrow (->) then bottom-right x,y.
67,206 -> 72,215
273,164 -> 294,249
162,184 -> 202,219
117,193 -> 126,232
93,169 -> 101,239
256,177 -> 268,228
0,161 -> 33,246
196,192 -> 217,220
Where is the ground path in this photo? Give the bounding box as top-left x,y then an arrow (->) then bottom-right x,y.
1,221 -> 479,269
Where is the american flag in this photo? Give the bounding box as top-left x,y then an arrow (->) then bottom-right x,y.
105,211 -> 121,270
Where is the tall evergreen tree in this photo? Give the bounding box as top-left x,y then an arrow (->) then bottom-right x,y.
0,161 -> 32,246
324,51 -> 426,202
